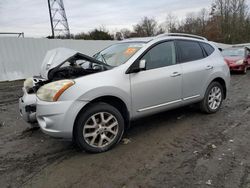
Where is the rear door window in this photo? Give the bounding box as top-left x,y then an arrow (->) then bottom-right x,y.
200,42 -> 215,56
176,40 -> 205,63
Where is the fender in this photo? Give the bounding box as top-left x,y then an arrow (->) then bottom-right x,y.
77,86 -> 132,114
202,72 -> 228,98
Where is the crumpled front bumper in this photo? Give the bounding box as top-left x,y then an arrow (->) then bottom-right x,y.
36,99 -> 88,139
19,88 -> 37,125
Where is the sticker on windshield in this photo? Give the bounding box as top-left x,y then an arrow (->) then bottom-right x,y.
124,47 -> 137,55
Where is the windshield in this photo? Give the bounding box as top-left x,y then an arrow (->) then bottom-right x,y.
94,42 -> 145,66
222,48 -> 245,57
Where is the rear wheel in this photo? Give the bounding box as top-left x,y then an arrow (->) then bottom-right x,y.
74,102 -> 125,153
200,82 -> 224,114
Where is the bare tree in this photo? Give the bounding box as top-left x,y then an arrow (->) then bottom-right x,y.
213,0 -> 249,43
162,13 -> 178,33
197,8 -> 209,34
120,28 -> 133,38
73,0 -> 250,44
114,32 -> 123,40
133,17 -> 159,37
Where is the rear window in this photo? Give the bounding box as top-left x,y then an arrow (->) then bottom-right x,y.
200,42 -> 215,56
176,40 -> 204,63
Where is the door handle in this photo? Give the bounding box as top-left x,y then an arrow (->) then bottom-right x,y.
205,65 -> 214,70
171,72 -> 182,77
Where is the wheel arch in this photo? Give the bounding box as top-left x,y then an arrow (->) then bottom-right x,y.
210,77 -> 227,99
73,95 -> 130,139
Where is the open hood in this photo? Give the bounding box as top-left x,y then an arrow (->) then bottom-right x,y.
40,48 -> 79,79
39,47 -> 111,81
26,48 -> 111,93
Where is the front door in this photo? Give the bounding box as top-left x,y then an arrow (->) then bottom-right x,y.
129,41 -> 182,118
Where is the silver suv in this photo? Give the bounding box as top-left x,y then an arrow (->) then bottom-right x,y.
19,33 -> 230,153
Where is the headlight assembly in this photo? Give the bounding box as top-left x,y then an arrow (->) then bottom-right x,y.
23,77 -> 34,90
37,80 -> 75,102
235,59 -> 244,65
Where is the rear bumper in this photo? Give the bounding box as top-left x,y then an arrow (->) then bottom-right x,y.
36,99 -> 88,139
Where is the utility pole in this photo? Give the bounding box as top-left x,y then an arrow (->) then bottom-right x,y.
47,0 -> 70,39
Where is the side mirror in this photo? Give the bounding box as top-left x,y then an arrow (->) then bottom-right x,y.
126,59 -> 147,74
139,59 -> 146,70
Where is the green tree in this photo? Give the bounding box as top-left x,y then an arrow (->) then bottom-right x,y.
74,27 -> 113,40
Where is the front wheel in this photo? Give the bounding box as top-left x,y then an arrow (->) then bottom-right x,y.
74,102 -> 125,153
200,82 -> 224,114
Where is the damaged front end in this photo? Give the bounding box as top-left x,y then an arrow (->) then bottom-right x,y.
19,48 -> 110,127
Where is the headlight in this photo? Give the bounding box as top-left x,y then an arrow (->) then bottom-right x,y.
235,59 -> 244,65
37,80 -> 75,102
23,77 -> 33,89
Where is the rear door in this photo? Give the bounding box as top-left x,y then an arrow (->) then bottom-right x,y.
176,40 -> 214,102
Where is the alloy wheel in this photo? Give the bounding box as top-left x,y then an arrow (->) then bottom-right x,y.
208,86 -> 222,110
83,112 -> 119,148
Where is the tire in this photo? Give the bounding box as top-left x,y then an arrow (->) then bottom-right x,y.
73,102 -> 125,153
199,82 -> 224,114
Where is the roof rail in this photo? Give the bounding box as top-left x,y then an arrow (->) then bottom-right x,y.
156,33 -> 207,41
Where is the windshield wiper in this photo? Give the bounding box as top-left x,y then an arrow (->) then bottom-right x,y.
100,54 -> 107,64
75,52 -> 112,69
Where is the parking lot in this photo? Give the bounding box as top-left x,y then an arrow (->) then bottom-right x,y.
0,72 -> 250,188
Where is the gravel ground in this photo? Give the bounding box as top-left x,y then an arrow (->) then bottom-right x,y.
0,73 -> 250,188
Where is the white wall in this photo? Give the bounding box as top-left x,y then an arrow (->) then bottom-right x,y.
0,37 -> 116,81
0,37 -> 236,82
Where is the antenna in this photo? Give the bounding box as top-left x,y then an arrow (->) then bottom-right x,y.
47,0 -> 70,38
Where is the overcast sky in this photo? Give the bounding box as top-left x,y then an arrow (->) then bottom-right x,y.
0,0 -> 227,38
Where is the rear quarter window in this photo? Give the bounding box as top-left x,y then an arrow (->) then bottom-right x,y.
176,40 -> 205,63
200,42 -> 215,56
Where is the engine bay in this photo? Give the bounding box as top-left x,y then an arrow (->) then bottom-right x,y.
47,53 -> 110,81
26,51 -> 112,94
